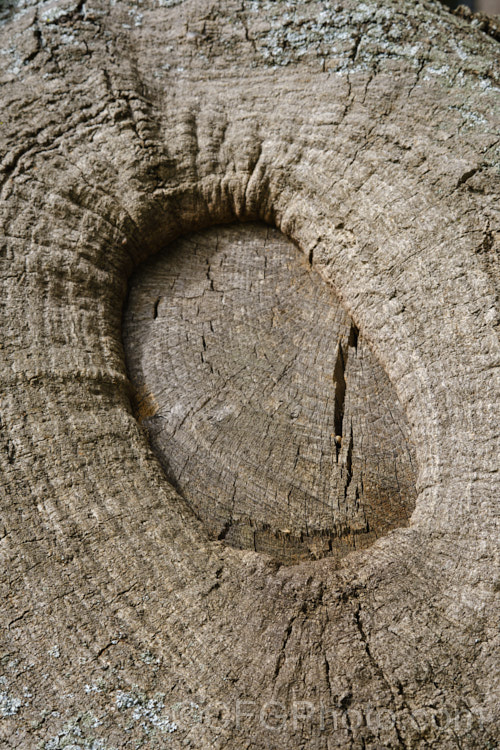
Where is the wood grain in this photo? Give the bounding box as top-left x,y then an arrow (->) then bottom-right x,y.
0,0 -> 498,746
124,224 -> 417,563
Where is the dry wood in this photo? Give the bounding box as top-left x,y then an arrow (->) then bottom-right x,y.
0,0 -> 498,748
124,224 -> 417,563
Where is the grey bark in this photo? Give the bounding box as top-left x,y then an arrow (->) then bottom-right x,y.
476,1 -> 500,14
0,0 -> 499,748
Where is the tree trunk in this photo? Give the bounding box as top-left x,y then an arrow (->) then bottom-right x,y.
476,0 -> 500,14
0,1 -> 498,748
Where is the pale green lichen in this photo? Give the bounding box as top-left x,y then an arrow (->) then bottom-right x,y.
0,686 -> 22,717
42,713 -> 109,750
115,689 -> 178,733
240,0 -> 497,84
140,650 -> 159,665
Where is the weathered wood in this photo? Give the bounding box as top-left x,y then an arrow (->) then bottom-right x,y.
0,0 -> 498,747
124,223 -> 416,563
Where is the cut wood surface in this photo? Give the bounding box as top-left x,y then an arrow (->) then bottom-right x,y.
124,223 -> 417,563
0,0 -> 498,748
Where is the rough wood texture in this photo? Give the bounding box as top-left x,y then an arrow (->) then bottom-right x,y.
0,0 -> 499,748
124,223 -> 417,563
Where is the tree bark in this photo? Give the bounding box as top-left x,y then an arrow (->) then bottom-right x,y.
476,0 -> 500,14
0,1 -> 498,748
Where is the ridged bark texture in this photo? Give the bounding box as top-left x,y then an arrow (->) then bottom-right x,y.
0,0 -> 498,748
